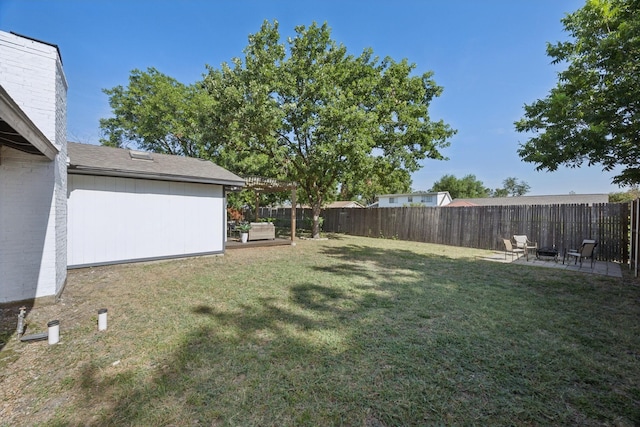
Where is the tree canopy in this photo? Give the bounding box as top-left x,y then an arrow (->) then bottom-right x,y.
430,174 -> 530,198
203,20 -> 455,236
608,185 -> 640,202
515,0 -> 640,186
430,174 -> 490,199
491,177 -> 531,197
100,68 -> 211,157
100,21 -> 455,237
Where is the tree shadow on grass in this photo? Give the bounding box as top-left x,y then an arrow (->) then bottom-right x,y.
68,245 -> 639,426
74,278 -> 409,426
320,243 -> 465,270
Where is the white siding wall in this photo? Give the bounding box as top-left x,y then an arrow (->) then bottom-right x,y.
378,194 -> 438,208
0,31 -> 67,303
67,175 -> 224,267
378,195 -> 406,207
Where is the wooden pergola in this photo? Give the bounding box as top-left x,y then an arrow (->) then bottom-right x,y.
238,176 -> 298,242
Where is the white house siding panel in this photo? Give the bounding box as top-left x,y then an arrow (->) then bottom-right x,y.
377,193 -> 450,208
379,195 -> 433,207
0,31 -> 67,303
67,175 -> 224,267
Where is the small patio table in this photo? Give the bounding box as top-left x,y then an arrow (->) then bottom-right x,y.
536,246 -> 559,262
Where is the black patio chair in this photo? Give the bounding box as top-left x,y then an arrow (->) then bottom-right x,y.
564,239 -> 598,268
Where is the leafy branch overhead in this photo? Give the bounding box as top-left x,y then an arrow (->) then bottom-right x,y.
515,0 -> 640,186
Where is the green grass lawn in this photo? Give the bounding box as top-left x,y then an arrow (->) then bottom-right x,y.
1,235 -> 639,426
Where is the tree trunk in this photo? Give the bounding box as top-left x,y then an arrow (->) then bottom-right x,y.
311,203 -> 322,239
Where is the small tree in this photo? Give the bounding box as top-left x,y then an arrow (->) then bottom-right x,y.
491,177 -> 531,197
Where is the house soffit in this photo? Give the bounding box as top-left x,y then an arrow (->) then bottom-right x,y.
0,85 -> 57,160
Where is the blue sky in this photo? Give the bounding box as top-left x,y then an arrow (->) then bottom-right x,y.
0,0 -> 625,195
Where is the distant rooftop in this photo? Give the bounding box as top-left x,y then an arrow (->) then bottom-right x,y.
452,194 -> 609,206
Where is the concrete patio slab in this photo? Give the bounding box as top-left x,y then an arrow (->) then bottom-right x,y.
479,251 -> 622,278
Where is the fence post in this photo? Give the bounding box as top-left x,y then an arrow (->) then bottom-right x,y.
632,199 -> 639,277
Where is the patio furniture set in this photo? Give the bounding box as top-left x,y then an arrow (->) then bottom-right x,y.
503,235 -> 598,268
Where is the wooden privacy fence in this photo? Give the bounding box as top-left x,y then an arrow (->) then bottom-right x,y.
257,207 -> 314,226
631,199 -> 639,276
261,203 -> 630,262
321,204 -> 629,262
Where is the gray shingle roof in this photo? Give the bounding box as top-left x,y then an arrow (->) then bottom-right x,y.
452,194 -> 609,206
67,142 -> 245,187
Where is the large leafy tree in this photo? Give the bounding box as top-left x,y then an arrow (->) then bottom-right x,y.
203,21 -> 455,237
100,68 -> 211,157
100,68 -> 286,210
515,0 -> 640,186
430,174 -> 490,199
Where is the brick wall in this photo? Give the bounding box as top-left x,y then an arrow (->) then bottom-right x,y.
0,31 -> 68,303
54,49 -> 68,297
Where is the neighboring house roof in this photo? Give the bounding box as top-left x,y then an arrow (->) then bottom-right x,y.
377,191 -> 449,198
0,84 -> 58,160
67,142 -> 245,187
326,201 -> 364,208
294,201 -> 364,209
445,200 -> 478,207
452,194 -> 609,206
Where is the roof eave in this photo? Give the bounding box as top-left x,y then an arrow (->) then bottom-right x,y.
68,166 -> 246,187
0,85 -> 58,160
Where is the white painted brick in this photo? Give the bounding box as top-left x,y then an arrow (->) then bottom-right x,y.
0,31 -> 67,303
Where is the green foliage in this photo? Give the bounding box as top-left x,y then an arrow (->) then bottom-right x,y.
491,177 -> 531,197
515,0 -> 640,186
202,20 -> 455,237
339,164 -> 411,206
430,174 -> 490,199
491,188 -> 509,198
236,222 -> 252,232
99,68 -> 211,157
99,22 -> 455,238
431,175 -> 530,199
227,190 -> 289,217
609,185 -> 640,202
303,216 -> 324,232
